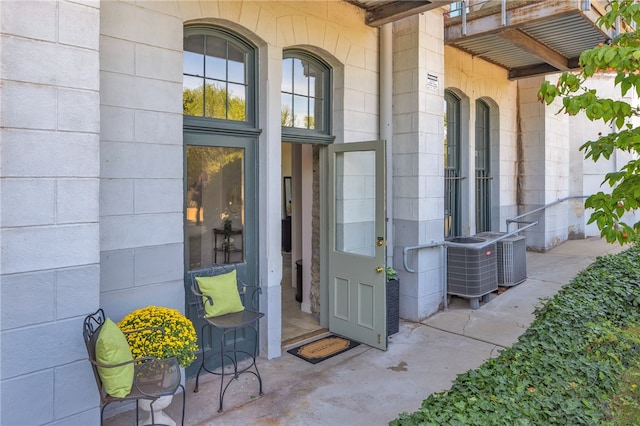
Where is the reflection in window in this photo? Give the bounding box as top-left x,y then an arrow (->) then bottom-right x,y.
183,31 -> 249,121
186,146 -> 245,268
281,54 -> 328,132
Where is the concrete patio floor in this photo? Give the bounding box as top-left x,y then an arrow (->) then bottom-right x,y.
105,236 -> 627,426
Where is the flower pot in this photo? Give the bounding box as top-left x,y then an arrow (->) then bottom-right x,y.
139,394 -> 175,426
386,278 -> 400,336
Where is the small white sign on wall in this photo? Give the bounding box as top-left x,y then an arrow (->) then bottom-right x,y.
427,73 -> 438,90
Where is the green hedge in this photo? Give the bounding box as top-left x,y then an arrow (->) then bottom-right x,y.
391,244 -> 640,426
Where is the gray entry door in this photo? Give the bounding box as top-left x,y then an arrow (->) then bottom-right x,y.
327,140 -> 387,350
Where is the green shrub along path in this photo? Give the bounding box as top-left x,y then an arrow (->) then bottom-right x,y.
391,244 -> 640,426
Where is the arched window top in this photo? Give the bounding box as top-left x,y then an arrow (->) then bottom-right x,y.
281,49 -> 332,139
183,26 -> 256,126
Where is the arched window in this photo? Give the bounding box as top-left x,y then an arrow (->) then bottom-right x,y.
475,99 -> 491,233
444,90 -> 461,239
281,50 -> 332,142
183,27 -> 256,126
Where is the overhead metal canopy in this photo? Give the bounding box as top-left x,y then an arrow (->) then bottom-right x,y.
347,0 -> 620,80
444,0 -> 617,79
345,0 -> 453,27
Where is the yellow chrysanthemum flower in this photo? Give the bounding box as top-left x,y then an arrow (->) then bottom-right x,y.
117,306 -> 199,368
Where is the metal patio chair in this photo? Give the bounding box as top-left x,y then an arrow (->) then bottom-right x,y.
188,265 -> 264,412
83,308 -> 186,425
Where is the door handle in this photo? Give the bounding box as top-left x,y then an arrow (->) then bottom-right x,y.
377,237 -> 386,247
376,266 -> 384,273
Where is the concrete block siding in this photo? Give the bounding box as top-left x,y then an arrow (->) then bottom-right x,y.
1,1 -> 101,424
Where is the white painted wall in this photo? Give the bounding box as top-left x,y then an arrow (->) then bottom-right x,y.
569,73 -> 639,237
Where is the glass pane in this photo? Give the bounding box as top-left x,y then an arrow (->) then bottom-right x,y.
204,80 -> 226,119
183,76 -> 204,116
184,35 -> 204,76
475,101 -> 489,170
308,61 -> 322,96
334,151 -> 376,257
184,52 -> 203,77
184,34 -> 205,54
205,36 -> 226,80
293,95 -> 308,128
292,58 -> 309,96
227,43 -> 246,84
281,93 -> 293,126
445,95 -> 459,168
282,58 -> 293,93
313,97 -> 323,131
308,99 -> 316,130
227,83 -> 247,121
186,146 -> 245,268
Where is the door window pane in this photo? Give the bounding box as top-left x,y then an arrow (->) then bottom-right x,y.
334,151 -> 376,258
186,146 -> 245,268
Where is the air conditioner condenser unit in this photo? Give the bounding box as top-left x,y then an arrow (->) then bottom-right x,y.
496,235 -> 527,286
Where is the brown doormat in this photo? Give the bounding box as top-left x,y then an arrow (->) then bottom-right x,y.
287,335 -> 360,364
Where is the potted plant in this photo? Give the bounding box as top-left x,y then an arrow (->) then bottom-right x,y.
118,306 -> 198,368
118,306 -> 198,425
386,266 -> 400,336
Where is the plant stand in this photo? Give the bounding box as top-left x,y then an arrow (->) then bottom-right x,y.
386,278 -> 400,336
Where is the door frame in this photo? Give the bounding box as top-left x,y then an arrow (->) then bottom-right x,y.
183,129 -> 259,376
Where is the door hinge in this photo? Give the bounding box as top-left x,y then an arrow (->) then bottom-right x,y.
378,334 -> 381,344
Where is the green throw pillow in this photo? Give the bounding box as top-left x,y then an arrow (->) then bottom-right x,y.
196,270 -> 245,318
95,318 -> 134,398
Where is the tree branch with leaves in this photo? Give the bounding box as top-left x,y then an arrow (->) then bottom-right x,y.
538,0 -> 640,244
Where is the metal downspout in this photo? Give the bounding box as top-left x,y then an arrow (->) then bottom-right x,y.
380,23 -> 393,267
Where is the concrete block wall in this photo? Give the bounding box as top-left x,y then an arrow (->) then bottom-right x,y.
0,1 -> 101,424
518,76 -> 549,249
444,46 -> 519,233
542,73 -> 571,246
99,1 -> 185,321
570,73 -> 640,237
392,12 -> 446,320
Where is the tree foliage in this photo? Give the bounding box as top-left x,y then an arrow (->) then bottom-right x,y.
538,0 -> 640,244
183,83 -> 246,121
